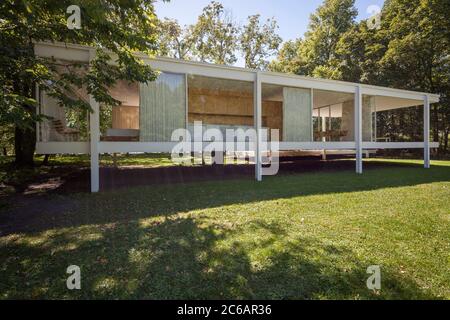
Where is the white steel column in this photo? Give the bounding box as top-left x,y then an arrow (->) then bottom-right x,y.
424,94 -> 430,168
254,71 -> 262,181
355,85 -> 363,174
310,89 -> 314,140
35,83 -> 40,143
89,50 -> 100,192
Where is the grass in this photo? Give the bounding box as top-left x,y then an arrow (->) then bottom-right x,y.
0,153 -> 245,194
0,159 -> 449,299
0,154 -> 176,195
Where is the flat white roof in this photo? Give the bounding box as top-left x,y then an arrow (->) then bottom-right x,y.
34,41 -> 440,104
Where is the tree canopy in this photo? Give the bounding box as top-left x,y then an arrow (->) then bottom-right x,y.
157,1 -> 282,70
0,0 -> 161,165
239,14 -> 282,70
189,1 -> 239,65
270,0 -> 450,152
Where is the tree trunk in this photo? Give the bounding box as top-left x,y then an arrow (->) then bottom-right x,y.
14,125 -> 36,166
13,41 -> 37,167
41,154 -> 50,166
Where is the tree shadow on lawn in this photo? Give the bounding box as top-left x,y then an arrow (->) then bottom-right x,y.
0,217 -> 438,299
0,159 -> 449,236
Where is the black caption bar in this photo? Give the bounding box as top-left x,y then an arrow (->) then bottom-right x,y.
0,300 -> 446,319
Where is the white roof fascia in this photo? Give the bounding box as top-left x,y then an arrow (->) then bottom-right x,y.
33,41 -> 440,103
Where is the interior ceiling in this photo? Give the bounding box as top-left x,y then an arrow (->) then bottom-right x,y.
373,96 -> 423,111
262,85 -> 422,111
92,74 -> 424,111
188,75 -> 254,94
262,85 -> 353,109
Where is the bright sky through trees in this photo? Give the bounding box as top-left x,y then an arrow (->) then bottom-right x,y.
155,0 -> 385,66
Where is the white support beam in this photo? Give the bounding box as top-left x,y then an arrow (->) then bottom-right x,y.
424,94 -> 430,168
278,142 -> 356,150
36,142 -> 90,154
355,85 -> 363,174
90,96 -> 100,192
254,72 -> 262,181
35,83 -> 40,143
89,50 -> 100,192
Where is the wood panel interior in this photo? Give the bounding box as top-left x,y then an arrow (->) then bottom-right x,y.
188,87 -> 283,136
112,105 -> 139,129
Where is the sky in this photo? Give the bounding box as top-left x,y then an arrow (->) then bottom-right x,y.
155,0 -> 385,66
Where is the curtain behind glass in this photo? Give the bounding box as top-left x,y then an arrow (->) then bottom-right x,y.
140,73 -> 186,142
362,96 -> 375,142
283,87 -> 312,142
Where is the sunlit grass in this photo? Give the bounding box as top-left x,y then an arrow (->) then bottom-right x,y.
0,159 -> 449,299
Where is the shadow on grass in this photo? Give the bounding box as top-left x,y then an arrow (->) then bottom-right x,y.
0,159 -> 449,237
0,217 -> 438,299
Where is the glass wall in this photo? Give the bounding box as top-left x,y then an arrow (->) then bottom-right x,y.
313,90 -> 355,142
38,91 -> 89,142
100,80 -> 140,142
99,73 -> 186,142
262,84 -> 311,142
188,75 -> 254,137
362,95 -> 424,142
140,73 -> 186,142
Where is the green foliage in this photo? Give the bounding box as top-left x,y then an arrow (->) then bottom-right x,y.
0,0 -> 163,164
189,1 -> 239,65
268,39 -> 305,74
239,15 -> 282,70
270,0 -> 450,154
0,125 -> 14,156
157,18 -> 193,60
157,2 -> 283,69
271,0 -> 357,77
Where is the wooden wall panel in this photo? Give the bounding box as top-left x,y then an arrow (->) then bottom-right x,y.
112,106 -> 139,129
263,101 -> 283,139
188,87 -> 283,137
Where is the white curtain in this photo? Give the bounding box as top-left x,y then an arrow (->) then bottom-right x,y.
140,73 -> 186,142
283,87 -> 312,142
341,100 -> 354,141
362,96 -> 375,141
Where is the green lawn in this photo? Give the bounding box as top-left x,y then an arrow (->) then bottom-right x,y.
0,159 -> 449,299
0,154 -> 176,195
0,153 -> 243,195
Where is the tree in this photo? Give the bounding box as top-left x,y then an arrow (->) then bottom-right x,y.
376,0 -> 450,152
334,20 -> 387,83
0,0 -> 161,166
239,14 -> 282,70
271,0 -> 449,154
157,18 -> 193,60
268,39 -> 306,74
189,1 -> 239,65
270,0 -> 357,78
304,0 -> 357,77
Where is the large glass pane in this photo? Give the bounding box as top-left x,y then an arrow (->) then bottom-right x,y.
188,75 -> 254,136
261,84 -> 283,141
363,95 -> 424,142
313,90 -> 354,141
140,73 -> 186,142
38,91 -> 88,142
100,80 -> 139,141
262,84 -> 311,142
